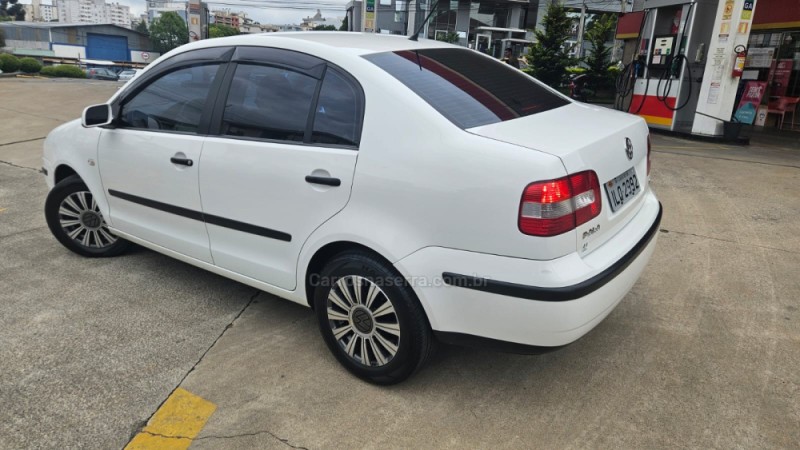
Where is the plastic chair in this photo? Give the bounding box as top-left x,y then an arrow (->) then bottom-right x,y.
767,97 -> 800,130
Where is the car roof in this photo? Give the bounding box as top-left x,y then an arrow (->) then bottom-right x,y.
181,32 -> 455,56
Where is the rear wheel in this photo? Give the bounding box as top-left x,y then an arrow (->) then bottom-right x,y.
45,175 -> 129,257
314,251 -> 435,385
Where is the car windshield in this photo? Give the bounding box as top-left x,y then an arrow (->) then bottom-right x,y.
363,48 -> 569,129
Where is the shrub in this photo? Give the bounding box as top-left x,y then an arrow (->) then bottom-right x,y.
40,65 -> 86,78
19,57 -> 42,74
0,53 -> 20,73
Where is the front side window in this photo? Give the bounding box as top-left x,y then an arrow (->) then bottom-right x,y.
119,64 -> 220,133
222,64 -> 317,142
311,68 -> 362,146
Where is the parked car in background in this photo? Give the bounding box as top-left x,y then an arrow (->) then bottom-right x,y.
118,69 -> 141,82
86,68 -> 119,81
42,33 -> 661,385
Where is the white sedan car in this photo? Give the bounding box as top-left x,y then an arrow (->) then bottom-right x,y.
42,33 -> 661,384
117,68 -> 142,82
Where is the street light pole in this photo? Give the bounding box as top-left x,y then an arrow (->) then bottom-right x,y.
576,2 -> 586,59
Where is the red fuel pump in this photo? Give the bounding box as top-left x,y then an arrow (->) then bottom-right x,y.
732,45 -> 747,78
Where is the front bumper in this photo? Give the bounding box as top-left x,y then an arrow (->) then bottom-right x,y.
395,190 -> 662,349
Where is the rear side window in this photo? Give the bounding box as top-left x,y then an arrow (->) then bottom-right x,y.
311,68 -> 362,146
222,64 -> 317,142
363,48 -> 569,129
119,64 -> 220,133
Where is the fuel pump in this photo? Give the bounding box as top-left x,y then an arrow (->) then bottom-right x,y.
615,0 -> 718,133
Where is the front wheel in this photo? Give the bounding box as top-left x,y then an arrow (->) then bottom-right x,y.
44,175 -> 129,257
314,251 -> 435,385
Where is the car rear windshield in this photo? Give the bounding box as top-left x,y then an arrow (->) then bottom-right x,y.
363,48 -> 569,129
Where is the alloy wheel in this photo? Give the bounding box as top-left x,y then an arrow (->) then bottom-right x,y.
57,191 -> 117,249
326,275 -> 401,367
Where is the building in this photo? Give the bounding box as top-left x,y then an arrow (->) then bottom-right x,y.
146,0 -> 188,24
211,9 -> 245,28
23,0 -> 59,22
300,9 -> 342,31
54,0 -> 131,28
346,1 -> 539,50
0,22 -> 157,63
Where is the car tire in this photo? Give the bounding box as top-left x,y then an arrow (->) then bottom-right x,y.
44,175 -> 130,257
314,251 -> 436,385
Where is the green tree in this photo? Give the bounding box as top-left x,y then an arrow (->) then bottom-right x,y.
312,24 -> 336,31
584,13 -> 616,92
149,12 -> 188,54
339,15 -> 348,31
435,31 -> 460,44
134,20 -> 149,35
0,0 -> 25,20
209,23 -> 239,38
528,0 -> 577,88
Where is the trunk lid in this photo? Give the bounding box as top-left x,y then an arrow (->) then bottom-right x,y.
469,102 -> 651,256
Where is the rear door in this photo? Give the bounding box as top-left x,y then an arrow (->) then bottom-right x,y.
199,47 -> 363,290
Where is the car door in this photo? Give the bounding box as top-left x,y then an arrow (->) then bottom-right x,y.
98,52 -> 229,263
199,47 -> 364,290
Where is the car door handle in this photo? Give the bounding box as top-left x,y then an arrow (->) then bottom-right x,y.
170,156 -> 193,167
305,175 -> 341,187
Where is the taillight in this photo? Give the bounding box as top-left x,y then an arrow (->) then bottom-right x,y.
647,134 -> 652,176
519,170 -> 601,237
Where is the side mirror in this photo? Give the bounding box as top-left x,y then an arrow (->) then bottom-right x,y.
82,104 -> 113,128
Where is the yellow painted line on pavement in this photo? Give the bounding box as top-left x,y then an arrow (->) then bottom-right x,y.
0,208 -> 6,213
125,388 -> 216,450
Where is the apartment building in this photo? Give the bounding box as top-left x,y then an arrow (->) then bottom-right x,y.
55,0 -> 131,28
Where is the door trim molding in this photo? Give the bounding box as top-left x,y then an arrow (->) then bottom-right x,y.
108,189 -> 292,242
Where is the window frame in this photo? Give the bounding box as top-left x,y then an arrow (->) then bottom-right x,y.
207,46 -> 365,150
111,47 -> 235,136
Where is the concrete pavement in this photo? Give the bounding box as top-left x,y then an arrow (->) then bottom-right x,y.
0,77 -> 798,449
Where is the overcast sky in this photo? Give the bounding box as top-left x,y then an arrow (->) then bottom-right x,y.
36,0 -> 351,24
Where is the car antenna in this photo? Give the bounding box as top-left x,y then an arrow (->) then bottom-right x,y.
409,0 -> 440,41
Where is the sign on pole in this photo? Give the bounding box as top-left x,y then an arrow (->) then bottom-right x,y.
188,0 -> 203,41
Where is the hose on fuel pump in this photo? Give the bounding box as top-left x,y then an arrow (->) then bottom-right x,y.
656,53 -> 692,111
614,10 -> 651,112
654,3 -> 695,111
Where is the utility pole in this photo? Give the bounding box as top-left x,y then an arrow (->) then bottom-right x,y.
576,2 -> 586,59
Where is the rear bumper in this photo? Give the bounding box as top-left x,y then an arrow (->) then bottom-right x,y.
395,190 -> 661,348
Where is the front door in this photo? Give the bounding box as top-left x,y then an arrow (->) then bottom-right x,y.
99,63 -> 224,263
200,50 -> 364,290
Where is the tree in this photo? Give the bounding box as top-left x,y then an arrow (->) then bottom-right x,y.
134,20 -> 149,35
435,31 -> 460,44
339,15 -> 348,31
528,1 -> 577,88
209,23 -> 239,38
312,24 -> 336,31
0,0 -> 26,21
584,13 -> 616,91
149,12 -> 188,54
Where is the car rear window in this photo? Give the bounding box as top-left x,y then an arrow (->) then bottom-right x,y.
363,48 -> 569,129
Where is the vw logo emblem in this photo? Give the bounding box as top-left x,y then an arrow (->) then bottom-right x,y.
625,138 -> 634,160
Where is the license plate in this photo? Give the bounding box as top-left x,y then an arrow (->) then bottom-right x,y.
604,168 -> 640,213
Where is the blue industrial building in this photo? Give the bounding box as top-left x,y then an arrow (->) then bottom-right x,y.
0,23 -> 157,64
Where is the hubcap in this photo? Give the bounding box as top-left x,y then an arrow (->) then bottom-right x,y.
326,276 -> 401,367
58,191 -> 118,249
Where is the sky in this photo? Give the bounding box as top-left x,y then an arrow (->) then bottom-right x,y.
121,0 -> 350,24
29,0 -> 351,24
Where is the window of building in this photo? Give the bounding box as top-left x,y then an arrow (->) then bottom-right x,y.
119,64 -> 220,133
